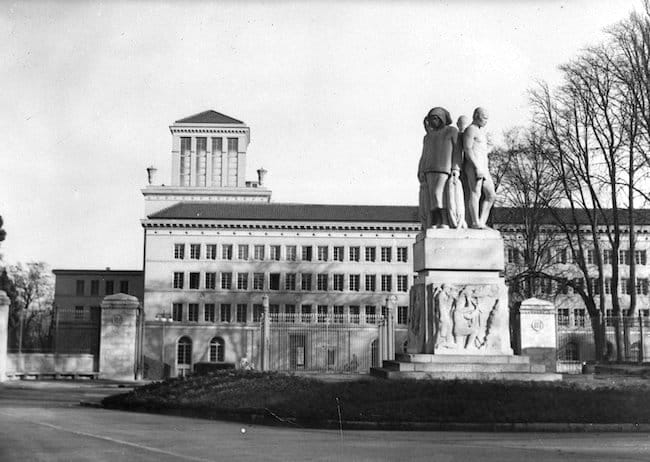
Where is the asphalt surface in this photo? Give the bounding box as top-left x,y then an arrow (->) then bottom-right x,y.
1,380 -> 650,461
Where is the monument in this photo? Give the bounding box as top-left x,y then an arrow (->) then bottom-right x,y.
372,107 -> 560,380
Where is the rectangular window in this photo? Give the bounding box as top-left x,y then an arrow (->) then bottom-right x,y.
558,308 -> 569,326
333,305 -> 344,323
621,278 -> 631,295
204,303 -> 216,322
195,137 -> 207,187
620,250 -> 630,266
220,304 -> 231,323
285,273 -> 296,291
188,303 -> 199,322
120,280 -> 129,294
286,245 -> 297,261
253,304 -> 263,322
190,244 -> 201,259
365,305 -> 377,324
205,272 -> 216,289
638,278 -> 649,295
253,273 -> 264,290
349,274 -> 360,292
302,246 -> 312,261
589,277 -> 600,295
285,304 -> 296,323
172,303 -> 183,322
539,278 -> 552,295
90,280 -> 99,296
349,246 -> 360,262
237,273 -> 248,290
270,245 -> 281,261
254,245 -> 265,260
381,246 -> 392,262
189,272 -> 200,289
269,273 -> 280,290
173,272 -> 184,289
318,246 -> 328,261
222,244 -> 233,260
365,274 -> 376,292
397,306 -> 408,325
301,304 -> 312,323
206,244 -> 217,260
238,244 -> 249,260
507,248 -> 520,264
76,280 -> 85,296
333,274 -> 344,291
381,274 -> 392,292
174,243 -> 185,259
573,308 -> 586,327
317,273 -> 328,291
211,137 -> 223,187
603,249 -> 613,265
105,280 -> 114,295
317,305 -> 328,323
301,273 -> 312,291
586,249 -> 595,265
635,250 -> 647,265
397,247 -> 408,263
605,277 -> 612,295
74,306 -> 84,320
349,305 -> 360,324
226,138 -> 239,186
221,272 -> 232,290
236,304 -> 247,323
180,137 -> 191,186
333,246 -> 344,262
365,247 -> 376,262
397,275 -> 408,292
269,304 -> 280,321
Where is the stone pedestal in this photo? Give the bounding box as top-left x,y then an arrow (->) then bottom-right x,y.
407,228 -> 512,356
519,298 -> 557,373
0,291 -> 9,382
99,293 -> 140,381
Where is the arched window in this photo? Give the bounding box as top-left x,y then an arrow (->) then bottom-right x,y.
210,337 -> 225,362
560,341 -> 579,361
177,336 -> 192,377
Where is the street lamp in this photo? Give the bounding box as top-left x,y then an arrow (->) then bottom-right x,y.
156,312 -> 173,379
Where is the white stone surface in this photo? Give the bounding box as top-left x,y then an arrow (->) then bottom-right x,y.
100,293 -> 140,381
519,297 -> 557,349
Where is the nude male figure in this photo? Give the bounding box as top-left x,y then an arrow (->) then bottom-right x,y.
417,107 -> 461,229
463,107 -> 496,229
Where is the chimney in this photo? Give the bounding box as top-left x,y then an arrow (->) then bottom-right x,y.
257,167 -> 268,186
146,166 -> 158,185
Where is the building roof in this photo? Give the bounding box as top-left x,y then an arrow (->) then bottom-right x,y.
174,110 -> 244,125
148,202 -> 650,226
149,202 -> 420,223
52,269 -> 143,276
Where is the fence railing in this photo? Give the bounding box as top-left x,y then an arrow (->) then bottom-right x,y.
268,313 -> 379,325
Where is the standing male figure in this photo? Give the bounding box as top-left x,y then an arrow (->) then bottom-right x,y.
417,107 -> 461,229
463,107 -> 496,229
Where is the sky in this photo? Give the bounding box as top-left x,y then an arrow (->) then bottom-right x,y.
0,0 -> 644,270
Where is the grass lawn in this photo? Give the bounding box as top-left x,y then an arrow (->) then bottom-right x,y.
101,371 -> 650,425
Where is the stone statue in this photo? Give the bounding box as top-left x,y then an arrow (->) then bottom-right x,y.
463,107 -> 496,229
417,107 -> 461,229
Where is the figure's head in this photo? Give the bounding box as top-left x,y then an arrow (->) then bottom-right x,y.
456,115 -> 469,132
472,107 -> 489,128
426,107 -> 452,130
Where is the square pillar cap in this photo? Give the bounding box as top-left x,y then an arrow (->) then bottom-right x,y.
100,293 -> 140,309
520,297 -> 555,313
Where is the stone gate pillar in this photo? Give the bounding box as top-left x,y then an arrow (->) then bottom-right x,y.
0,291 -> 9,382
100,293 -> 140,381
519,298 -> 557,372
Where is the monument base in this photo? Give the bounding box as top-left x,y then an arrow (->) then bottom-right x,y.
371,354 -> 562,381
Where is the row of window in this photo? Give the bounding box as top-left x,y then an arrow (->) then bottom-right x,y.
506,248 -> 648,266
173,243 -> 409,263
512,277 -> 650,296
171,271 -> 410,292
75,279 -> 130,297
557,308 -> 650,328
166,302 -> 409,325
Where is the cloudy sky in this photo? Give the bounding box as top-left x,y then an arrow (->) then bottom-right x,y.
0,0 -> 643,270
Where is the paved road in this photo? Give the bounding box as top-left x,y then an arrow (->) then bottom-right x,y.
1,381 -> 650,461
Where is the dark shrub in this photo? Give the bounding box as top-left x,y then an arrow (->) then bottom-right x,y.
194,362 -> 236,374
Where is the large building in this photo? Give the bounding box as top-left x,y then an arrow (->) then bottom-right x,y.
50,110 -> 650,378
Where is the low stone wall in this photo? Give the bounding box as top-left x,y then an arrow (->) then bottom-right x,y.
6,353 -> 95,374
